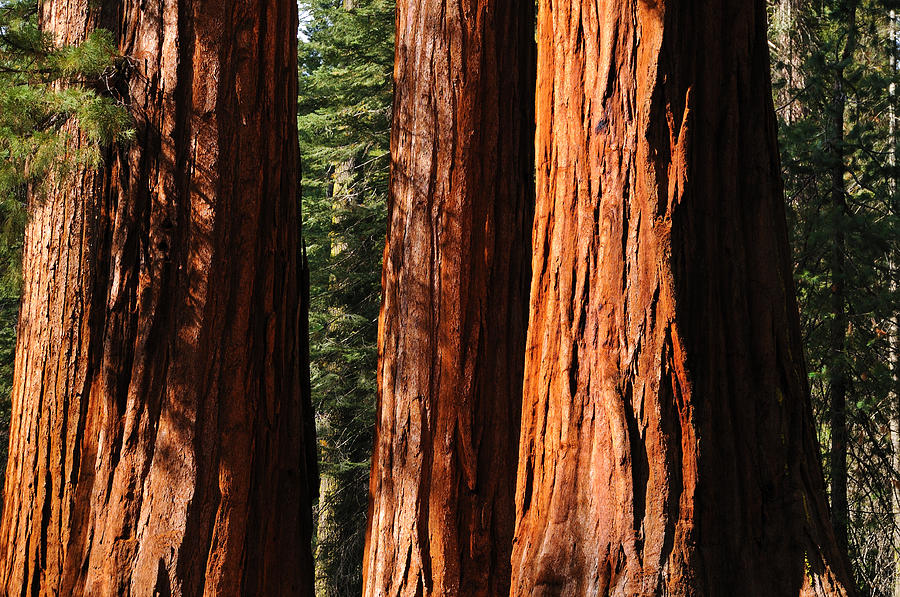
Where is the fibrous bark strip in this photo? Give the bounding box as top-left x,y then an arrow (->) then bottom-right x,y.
0,0 -> 317,594
511,1 -> 855,594
362,0 -> 535,594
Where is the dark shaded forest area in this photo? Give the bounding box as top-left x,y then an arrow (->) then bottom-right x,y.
0,0 -> 898,594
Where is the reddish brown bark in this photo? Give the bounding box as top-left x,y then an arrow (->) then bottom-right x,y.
511,0 -> 855,595
0,1 -> 316,595
362,0 -> 534,594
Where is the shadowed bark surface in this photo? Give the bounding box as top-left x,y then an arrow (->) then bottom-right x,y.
510,0 -> 855,595
361,0 -> 534,594
0,0 -> 317,595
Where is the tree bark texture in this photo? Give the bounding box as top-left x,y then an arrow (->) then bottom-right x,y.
0,0 -> 317,595
362,0 -> 534,594
511,0 -> 855,595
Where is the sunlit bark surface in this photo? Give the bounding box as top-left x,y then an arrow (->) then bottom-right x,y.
0,0 -> 317,594
511,0 -> 855,595
362,0 -> 535,594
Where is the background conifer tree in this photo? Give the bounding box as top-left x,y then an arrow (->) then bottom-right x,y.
770,0 -> 900,591
297,1 -> 393,594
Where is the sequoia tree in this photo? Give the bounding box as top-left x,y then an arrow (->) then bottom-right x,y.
510,0 -> 856,594
0,0 -> 317,595
361,0 -> 534,594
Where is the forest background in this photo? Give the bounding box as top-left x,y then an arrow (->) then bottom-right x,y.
0,0 -> 898,594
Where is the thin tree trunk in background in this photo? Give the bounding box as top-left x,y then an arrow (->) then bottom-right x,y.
315,155 -> 356,597
361,0 -> 534,593
0,0 -> 317,594
774,0 -> 806,124
827,0 -> 857,557
828,148 -> 849,558
889,9 -> 900,597
510,0 -> 855,594
828,47 -> 849,561
315,472 -> 339,597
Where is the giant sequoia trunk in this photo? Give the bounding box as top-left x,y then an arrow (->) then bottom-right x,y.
0,0 -> 317,595
510,0 -> 855,594
361,0 -> 534,594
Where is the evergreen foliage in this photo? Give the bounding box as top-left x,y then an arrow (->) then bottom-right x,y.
771,0 -> 900,591
0,0 -> 130,489
0,0 -> 897,592
1,0 -> 131,196
298,0 -> 393,593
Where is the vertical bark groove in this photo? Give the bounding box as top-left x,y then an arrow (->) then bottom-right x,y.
362,0 -> 535,594
511,1 -> 855,595
0,1 -> 316,595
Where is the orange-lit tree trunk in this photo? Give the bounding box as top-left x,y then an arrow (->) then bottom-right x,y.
0,0 -> 317,595
362,0 -> 534,594
511,0 -> 855,594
